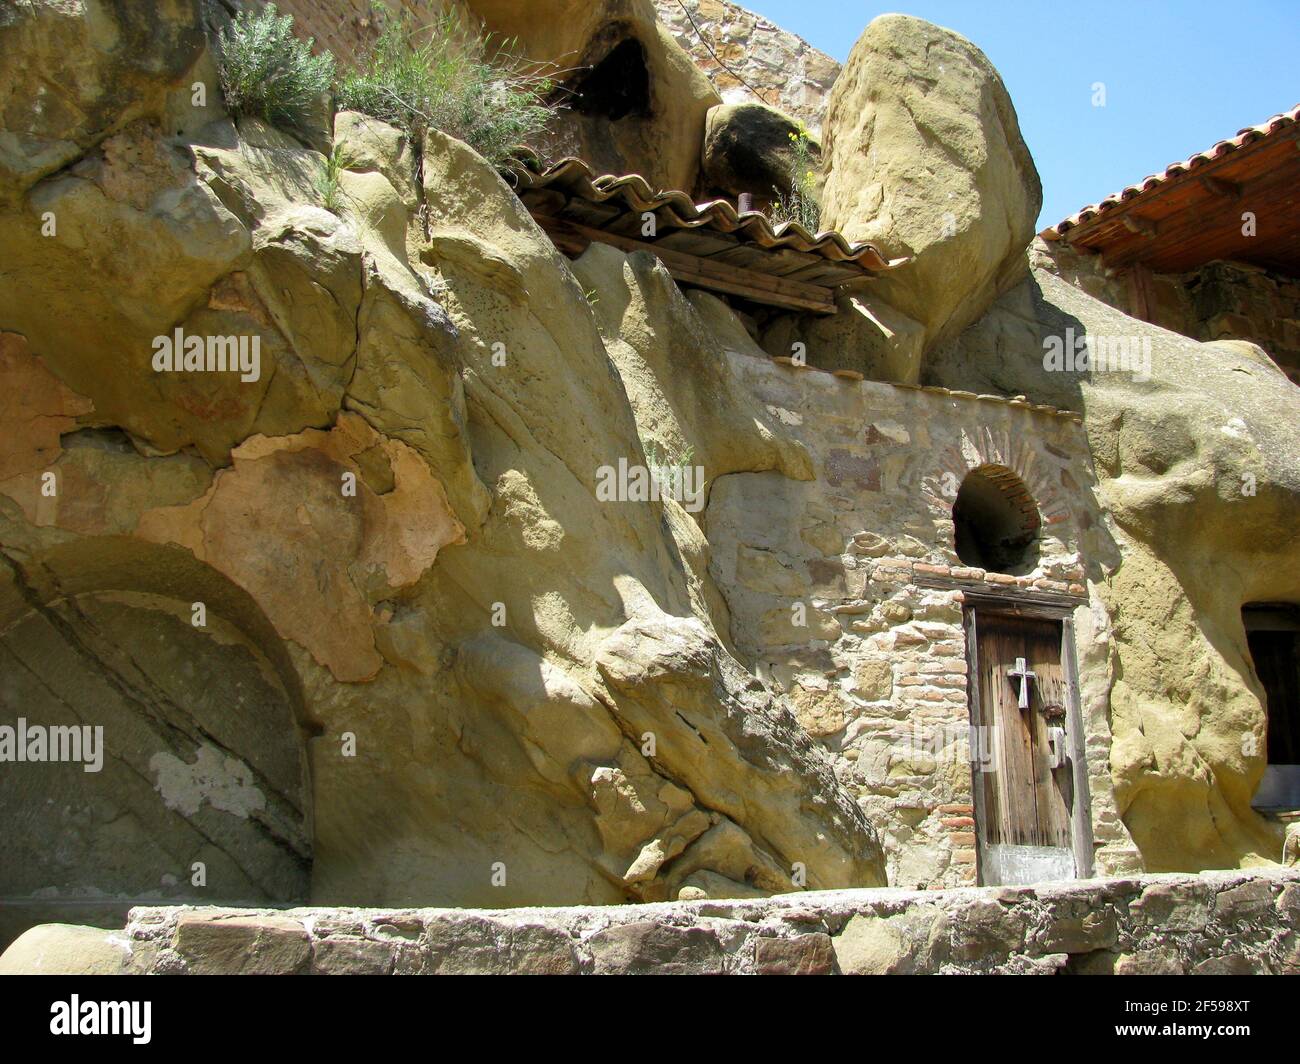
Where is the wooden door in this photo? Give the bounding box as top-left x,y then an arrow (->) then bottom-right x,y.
970,612 -> 1076,884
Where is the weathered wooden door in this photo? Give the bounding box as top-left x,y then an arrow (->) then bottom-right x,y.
969,612 -> 1080,885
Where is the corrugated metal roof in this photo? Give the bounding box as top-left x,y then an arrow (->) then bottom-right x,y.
509,156 -> 905,272
1043,103 -> 1300,239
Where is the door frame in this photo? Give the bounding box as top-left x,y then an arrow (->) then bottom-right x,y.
963,593 -> 1095,885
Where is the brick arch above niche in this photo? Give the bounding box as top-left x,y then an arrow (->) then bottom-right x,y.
923,425 -> 1074,534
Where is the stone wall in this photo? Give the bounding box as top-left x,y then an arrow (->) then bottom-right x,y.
653,0 -> 840,134
706,353 -> 1139,888
1167,262 -> 1300,384
1038,241 -> 1300,385
7,869 -> 1295,974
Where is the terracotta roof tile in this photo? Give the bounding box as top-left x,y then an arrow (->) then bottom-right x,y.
508,156 -> 906,272
1042,103 -> 1300,239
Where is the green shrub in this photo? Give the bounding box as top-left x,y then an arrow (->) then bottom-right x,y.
338,10 -> 556,167
768,124 -> 821,232
217,4 -> 335,129
317,142 -> 354,214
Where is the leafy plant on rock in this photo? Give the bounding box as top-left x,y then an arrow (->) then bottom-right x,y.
768,123 -> 822,232
217,4 -> 335,129
338,9 -> 557,168
317,141 -> 355,215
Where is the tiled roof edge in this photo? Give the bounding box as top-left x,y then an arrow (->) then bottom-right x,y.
508,155 -> 908,272
1041,103 -> 1300,239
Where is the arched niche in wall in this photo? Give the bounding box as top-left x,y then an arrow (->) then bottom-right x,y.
0,537 -> 313,950
952,464 -> 1042,576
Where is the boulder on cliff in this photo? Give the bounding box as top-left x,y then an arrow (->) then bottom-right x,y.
819,14 -> 1042,354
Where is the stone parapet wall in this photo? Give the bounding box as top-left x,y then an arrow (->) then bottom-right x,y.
653,0 -> 840,133
11,869 -> 1294,974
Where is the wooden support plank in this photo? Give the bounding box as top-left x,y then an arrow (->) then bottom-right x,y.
914,574 -> 1087,612
781,261 -> 866,285
701,244 -> 777,271
1200,175 -> 1240,199
965,608 -> 990,886
1121,214 -> 1158,237
1061,618 -> 1096,878
559,198 -> 624,227
1126,262 -> 1155,323
654,229 -> 741,256
532,213 -> 838,314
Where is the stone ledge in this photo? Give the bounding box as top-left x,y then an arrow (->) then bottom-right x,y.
4,869 -> 1296,975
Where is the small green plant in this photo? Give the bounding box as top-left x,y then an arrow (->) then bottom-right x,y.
645,441 -> 696,476
768,124 -> 821,232
338,10 -> 556,167
317,142 -> 354,214
217,4 -> 335,129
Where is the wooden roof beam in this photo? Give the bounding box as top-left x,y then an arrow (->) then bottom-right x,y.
1059,124 -> 1300,248
1099,161 -> 1300,271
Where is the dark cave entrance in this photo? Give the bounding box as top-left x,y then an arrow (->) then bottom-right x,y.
566,37 -> 652,121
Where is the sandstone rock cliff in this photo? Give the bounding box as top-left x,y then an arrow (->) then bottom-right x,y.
463,0 -> 722,192
0,0 -> 883,947
0,0 -> 1296,957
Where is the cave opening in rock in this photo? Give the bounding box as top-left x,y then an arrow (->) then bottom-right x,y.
952,465 -> 1041,575
566,37 -> 652,121
0,547 -> 312,951
1243,603 -> 1300,812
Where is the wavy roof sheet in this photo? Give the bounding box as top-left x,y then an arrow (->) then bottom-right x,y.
509,156 -> 905,273
1043,103 -> 1300,238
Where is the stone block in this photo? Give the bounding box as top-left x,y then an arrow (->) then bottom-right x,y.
172,913 -> 311,975
753,933 -> 834,975
588,921 -> 726,975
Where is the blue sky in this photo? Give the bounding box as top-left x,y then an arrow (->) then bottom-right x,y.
740,1 -> 1300,230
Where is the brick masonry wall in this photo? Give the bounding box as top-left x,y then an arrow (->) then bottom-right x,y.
708,352 -> 1140,889
654,0 -> 840,134
88,868 -> 1300,973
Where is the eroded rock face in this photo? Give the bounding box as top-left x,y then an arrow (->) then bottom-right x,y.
0,0 -> 211,198
819,15 -> 1042,353
927,247 -> 1300,870
0,561 -> 312,948
0,0 -> 885,947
